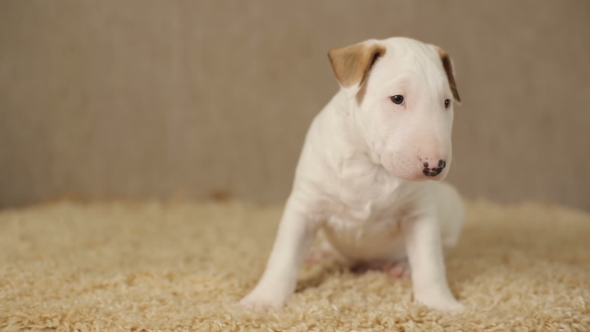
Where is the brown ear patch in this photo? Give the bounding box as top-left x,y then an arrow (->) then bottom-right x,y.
437,48 -> 461,102
328,43 -> 386,88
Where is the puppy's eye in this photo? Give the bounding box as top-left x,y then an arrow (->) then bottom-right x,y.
444,99 -> 451,109
390,95 -> 404,105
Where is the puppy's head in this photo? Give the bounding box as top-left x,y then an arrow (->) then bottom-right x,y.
328,37 -> 461,181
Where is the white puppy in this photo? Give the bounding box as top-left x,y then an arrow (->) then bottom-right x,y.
241,37 -> 465,312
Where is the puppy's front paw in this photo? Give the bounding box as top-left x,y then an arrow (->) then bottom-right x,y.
418,297 -> 465,313
415,291 -> 465,313
240,291 -> 286,312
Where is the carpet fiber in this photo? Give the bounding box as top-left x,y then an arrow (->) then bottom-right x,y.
1,199 -> 589,331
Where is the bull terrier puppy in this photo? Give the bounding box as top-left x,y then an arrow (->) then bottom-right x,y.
241,37 -> 465,312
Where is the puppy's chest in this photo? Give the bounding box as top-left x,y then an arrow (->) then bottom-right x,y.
321,173 -> 415,260
324,163 -> 411,227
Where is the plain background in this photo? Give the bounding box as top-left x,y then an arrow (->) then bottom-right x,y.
1,1 -> 589,210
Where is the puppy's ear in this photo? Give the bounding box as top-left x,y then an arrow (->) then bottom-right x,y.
434,46 -> 461,103
328,41 -> 386,98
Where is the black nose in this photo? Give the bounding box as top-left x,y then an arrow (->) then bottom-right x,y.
423,160 -> 446,177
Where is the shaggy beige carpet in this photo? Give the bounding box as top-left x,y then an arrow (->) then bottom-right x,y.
1,199 -> 589,331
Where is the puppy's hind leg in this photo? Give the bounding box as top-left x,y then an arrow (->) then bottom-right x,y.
434,182 -> 465,252
305,232 -> 348,265
382,260 -> 411,279
350,259 -> 411,278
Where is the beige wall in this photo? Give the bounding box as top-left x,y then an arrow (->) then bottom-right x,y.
1,0 -> 589,209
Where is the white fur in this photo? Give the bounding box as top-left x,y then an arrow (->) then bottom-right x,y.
240,37 -> 465,312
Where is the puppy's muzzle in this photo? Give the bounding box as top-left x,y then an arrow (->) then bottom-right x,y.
423,160 -> 446,177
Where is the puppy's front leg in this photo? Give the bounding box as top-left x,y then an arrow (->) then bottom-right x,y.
404,212 -> 464,312
240,198 -> 319,311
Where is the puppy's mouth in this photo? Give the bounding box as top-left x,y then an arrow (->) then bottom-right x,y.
385,168 -> 430,182
424,168 -> 448,181
388,167 -> 448,182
